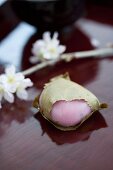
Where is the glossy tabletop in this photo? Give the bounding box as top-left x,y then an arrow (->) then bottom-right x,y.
0,1 -> 113,170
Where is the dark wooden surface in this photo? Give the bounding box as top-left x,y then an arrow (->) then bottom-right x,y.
0,1 -> 113,170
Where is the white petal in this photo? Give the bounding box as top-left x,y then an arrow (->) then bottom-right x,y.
58,45 -> 66,54
43,52 -> 52,60
43,32 -> 51,42
5,65 -> 16,76
16,73 -> 24,81
16,89 -> 28,100
34,40 -> 44,48
7,84 -> 17,93
0,74 -> 7,83
25,79 -> 33,87
4,91 -> 14,103
53,32 -> 58,39
22,78 -> 33,88
32,40 -> 44,55
52,39 -> 59,46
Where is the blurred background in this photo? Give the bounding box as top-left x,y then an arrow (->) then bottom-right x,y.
0,0 -> 113,73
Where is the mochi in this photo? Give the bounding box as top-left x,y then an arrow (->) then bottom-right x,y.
33,73 -> 107,131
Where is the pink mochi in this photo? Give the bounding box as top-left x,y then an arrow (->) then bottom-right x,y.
50,100 -> 91,127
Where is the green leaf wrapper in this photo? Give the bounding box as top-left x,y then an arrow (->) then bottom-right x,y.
33,73 -> 107,131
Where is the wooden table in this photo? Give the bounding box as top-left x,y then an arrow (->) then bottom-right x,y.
0,1 -> 113,170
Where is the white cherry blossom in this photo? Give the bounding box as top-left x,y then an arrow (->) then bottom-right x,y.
0,65 -> 33,109
30,32 -> 66,63
16,77 -> 33,100
0,65 -> 24,93
0,81 -> 14,108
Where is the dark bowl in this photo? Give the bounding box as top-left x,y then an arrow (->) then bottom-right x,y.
11,0 -> 84,31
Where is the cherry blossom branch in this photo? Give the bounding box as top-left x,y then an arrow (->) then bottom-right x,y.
23,47 -> 113,76
61,47 -> 113,61
22,60 -> 57,76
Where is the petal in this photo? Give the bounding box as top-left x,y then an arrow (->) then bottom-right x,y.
16,89 -> 28,100
5,82 -> 17,93
16,73 -> 24,81
43,52 -> 52,60
52,39 -> 59,46
58,45 -> 66,54
34,40 -> 45,48
32,40 -> 44,55
18,79 -> 33,89
4,91 -> 14,103
0,74 -> 7,83
22,78 -> 33,88
5,65 -> 16,76
52,32 -> 59,46
53,32 -> 58,39
26,79 -> 33,87
43,32 -> 51,42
